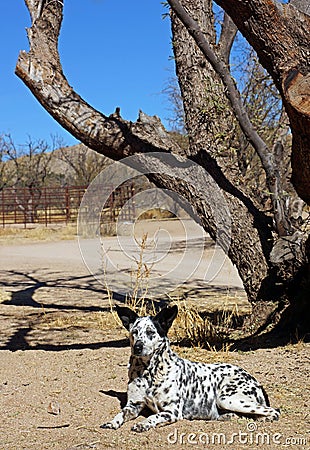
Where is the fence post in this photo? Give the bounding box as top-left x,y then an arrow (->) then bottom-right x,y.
1,190 -> 4,228
23,188 -> 27,229
14,189 -> 17,225
130,183 -> 135,221
44,187 -> 47,227
65,186 -> 70,224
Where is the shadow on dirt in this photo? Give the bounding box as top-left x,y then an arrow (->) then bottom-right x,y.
1,268 -> 307,352
1,269 -> 122,310
4,328 -> 128,352
0,268 -> 168,352
0,268 -> 129,351
100,390 -> 151,419
100,390 -> 127,409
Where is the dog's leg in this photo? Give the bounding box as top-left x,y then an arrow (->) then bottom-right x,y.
217,394 -> 280,421
101,380 -> 146,430
131,411 -> 178,433
100,399 -> 145,430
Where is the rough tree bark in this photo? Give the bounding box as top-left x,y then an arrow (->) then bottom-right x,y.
214,0 -> 310,205
15,0 -> 309,337
168,0 -> 292,237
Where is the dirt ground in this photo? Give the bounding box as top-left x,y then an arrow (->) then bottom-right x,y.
0,225 -> 309,449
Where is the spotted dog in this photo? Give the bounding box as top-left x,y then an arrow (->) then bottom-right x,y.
101,305 -> 280,432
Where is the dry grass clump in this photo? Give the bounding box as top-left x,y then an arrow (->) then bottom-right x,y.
104,233 -> 157,329
39,300 -> 241,354
0,288 -> 12,303
39,311 -> 116,331
172,344 -> 236,365
127,233 -> 152,313
169,298 -> 241,350
0,224 -> 77,243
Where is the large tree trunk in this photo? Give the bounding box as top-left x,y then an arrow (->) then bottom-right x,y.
169,0 -> 275,298
15,0 -> 309,337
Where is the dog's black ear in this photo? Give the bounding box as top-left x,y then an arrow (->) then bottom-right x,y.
115,305 -> 138,330
153,305 -> 178,337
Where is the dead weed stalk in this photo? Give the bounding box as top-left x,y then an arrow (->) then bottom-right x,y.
103,233 -> 241,350
105,233 -> 156,327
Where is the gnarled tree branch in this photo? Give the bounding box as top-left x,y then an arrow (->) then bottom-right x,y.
16,1 -> 181,159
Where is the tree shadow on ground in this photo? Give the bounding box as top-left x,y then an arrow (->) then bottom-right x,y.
0,268 -> 165,352
3,329 -> 128,352
1,269 -> 124,310
0,268 -> 129,351
1,268 -> 307,352
230,321 -> 310,351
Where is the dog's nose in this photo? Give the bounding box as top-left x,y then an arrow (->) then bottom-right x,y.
133,340 -> 143,355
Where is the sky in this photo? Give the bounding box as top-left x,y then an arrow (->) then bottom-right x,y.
0,1 -> 174,147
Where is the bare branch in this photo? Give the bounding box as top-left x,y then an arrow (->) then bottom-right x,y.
1,134 -> 54,191
56,144 -> 111,185
217,13 -> 237,64
168,0 -> 269,163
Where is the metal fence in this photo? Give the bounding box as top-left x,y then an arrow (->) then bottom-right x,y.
0,184 -> 135,228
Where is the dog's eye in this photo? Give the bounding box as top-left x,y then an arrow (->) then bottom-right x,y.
132,329 -> 138,336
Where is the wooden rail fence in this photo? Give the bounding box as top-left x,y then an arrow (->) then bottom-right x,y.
0,184 -> 135,228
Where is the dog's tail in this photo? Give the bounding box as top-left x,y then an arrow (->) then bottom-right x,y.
261,385 -> 270,407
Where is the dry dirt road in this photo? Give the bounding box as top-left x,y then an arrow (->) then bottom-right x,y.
0,222 -> 309,449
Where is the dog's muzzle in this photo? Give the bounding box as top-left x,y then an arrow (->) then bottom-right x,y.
133,340 -> 144,356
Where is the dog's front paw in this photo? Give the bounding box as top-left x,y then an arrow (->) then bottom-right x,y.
131,422 -> 151,433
